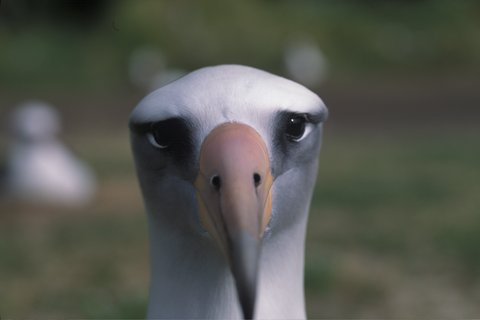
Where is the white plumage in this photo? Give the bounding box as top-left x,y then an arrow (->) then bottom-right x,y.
129,65 -> 327,319
284,35 -> 329,88
4,101 -> 95,207
128,46 -> 187,93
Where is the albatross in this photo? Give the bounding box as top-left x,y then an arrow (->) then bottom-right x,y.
129,65 -> 328,319
4,101 -> 95,206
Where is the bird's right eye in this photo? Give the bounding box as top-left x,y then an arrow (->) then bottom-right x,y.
147,119 -> 181,149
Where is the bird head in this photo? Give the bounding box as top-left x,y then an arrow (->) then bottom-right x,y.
10,101 -> 61,143
129,65 -> 327,319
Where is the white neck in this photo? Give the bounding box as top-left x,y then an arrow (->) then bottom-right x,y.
146,214 -> 308,319
256,223 -> 308,319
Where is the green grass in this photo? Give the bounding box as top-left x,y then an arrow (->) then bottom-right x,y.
305,131 -> 480,317
0,207 -> 149,318
1,0 -> 480,90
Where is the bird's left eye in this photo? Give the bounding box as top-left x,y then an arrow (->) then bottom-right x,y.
286,116 -> 307,140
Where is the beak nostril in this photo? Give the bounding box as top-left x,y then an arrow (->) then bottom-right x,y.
253,173 -> 261,187
211,175 -> 221,189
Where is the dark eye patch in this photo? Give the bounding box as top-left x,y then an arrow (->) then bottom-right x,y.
151,118 -> 187,148
272,111 -> 324,164
270,109 -> 327,177
129,117 -> 194,165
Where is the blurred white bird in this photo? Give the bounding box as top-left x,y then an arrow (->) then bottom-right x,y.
283,35 -> 329,88
128,45 -> 187,93
130,65 -> 328,319
3,101 -> 96,207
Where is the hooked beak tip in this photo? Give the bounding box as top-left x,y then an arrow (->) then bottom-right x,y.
230,231 -> 260,319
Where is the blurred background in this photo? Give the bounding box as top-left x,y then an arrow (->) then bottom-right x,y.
1,0 -> 480,318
